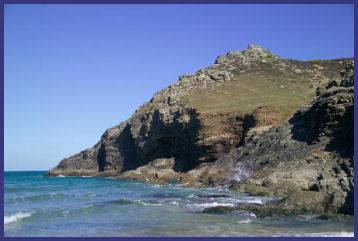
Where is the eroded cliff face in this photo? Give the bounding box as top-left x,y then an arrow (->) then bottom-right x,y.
49,104 -> 246,176
198,62 -> 354,216
48,45 -> 352,191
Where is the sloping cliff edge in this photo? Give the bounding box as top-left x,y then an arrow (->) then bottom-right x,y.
48,45 -> 354,216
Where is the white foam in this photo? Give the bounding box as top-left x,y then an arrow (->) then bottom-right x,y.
168,201 -> 179,205
137,200 -> 162,206
187,202 -> 235,210
220,197 -> 266,205
240,198 -> 264,204
4,212 -> 33,225
238,218 -> 252,224
272,231 -> 354,237
57,175 -> 66,178
301,232 -> 354,237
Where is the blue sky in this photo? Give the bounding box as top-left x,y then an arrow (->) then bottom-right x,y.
4,4 -> 354,171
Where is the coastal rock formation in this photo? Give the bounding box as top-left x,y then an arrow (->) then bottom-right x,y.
48,45 -> 353,216
120,158 -> 180,183
201,62 -> 354,216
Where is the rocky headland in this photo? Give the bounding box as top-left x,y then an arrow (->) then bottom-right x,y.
48,45 -> 354,217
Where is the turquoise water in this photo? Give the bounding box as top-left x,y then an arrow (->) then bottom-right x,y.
4,171 -> 354,237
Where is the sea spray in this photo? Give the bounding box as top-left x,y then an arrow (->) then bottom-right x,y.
232,162 -> 252,182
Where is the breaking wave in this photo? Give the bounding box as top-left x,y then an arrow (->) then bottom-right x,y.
4,212 -> 33,225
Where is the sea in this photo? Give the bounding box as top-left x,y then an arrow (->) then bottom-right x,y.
4,171 -> 354,237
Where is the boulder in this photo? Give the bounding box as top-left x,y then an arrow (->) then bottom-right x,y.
119,158 -> 180,183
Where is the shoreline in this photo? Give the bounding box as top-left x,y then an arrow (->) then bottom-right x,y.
4,172 -> 354,237
45,172 -> 354,220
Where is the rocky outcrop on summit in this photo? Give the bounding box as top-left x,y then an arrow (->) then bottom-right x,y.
48,44 -> 352,204
150,44 -> 279,106
215,44 -> 279,65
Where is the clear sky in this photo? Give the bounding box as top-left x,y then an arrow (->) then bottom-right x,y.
5,4 -> 354,171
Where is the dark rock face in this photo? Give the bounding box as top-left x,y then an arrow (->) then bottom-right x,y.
133,108 -> 204,172
48,147 -> 100,176
223,62 -> 354,215
48,45 -> 353,216
203,201 -> 323,218
49,105 -> 209,175
49,105 -> 245,177
293,63 -> 354,156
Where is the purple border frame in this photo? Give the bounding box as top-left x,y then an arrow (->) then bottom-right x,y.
0,0 -> 356,240
0,0 -> 356,3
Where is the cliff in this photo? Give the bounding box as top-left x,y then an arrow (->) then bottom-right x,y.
202,62 -> 354,216
48,45 -> 354,216
49,45 -> 350,178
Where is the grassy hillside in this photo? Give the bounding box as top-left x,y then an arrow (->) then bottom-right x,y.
183,73 -> 314,114
182,59 -> 350,115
